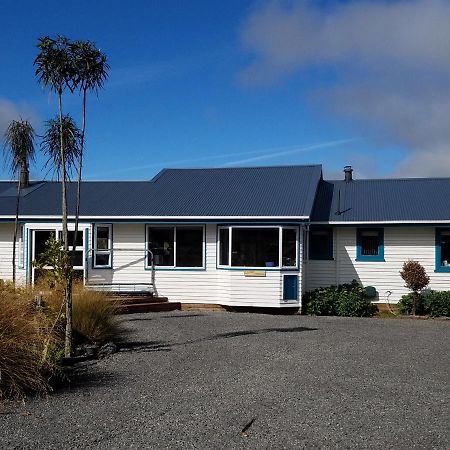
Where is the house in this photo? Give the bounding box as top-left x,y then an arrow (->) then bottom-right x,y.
0,164 -> 449,309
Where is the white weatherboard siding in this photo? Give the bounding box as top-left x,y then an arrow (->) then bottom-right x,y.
87,223 -> 300,307
0,224 -> 26,283
307,227 -> 450,302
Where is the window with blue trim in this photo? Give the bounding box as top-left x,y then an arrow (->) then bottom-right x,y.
217,226 -> 298,269
436,229 -> 450,272
356,228 -> 384,261
309,227 -> 333,260
93,224 -> 112,268
147,225 -> 204,268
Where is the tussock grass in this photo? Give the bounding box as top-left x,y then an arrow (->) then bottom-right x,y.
0,281 -> 52,399
0,279 -> 122,400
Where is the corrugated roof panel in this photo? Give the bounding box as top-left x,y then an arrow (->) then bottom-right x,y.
311,178 -> 450,222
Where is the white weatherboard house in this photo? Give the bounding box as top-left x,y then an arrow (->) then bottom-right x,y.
0,165 -> 449,309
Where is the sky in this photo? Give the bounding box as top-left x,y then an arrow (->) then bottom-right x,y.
1,0 -> 449,181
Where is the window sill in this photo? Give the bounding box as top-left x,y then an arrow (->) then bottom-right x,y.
92,266 -> 112,269
145,266 -> 206,271
355,258 -> 385,262
217,266 -> 299,271
434,267 -> 450,273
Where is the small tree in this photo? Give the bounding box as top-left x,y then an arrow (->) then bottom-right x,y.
400,260 -> 430,315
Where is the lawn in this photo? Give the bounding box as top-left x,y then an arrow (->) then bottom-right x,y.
1,312 -> 448,449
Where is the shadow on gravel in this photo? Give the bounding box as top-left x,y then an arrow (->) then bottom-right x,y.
207,326 -> 317,340
117,327 -> 318,354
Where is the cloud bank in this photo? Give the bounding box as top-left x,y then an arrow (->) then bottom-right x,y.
239,0 -> 450,177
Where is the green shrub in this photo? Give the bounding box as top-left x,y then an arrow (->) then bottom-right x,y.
424,291 -> 450,317
305,280 -> 377,317
398,293 -> 426,315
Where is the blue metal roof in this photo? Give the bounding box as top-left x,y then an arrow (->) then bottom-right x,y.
0,165 -> 323,219
311,178 -> 450,222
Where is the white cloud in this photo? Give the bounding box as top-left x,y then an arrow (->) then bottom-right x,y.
239,0 -> 450,177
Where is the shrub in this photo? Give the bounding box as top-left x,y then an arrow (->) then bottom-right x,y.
400,260 -> 430,315
398,293 -> 426,315
305,280 -> 377,317
424,291 -> 450,317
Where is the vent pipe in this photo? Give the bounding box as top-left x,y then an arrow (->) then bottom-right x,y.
344,165 -> 353,183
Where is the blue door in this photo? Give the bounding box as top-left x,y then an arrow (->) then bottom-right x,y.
283,275 -> 298,301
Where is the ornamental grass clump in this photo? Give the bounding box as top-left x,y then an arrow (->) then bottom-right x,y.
0,281 -> 55,399
71,284 -> 121,344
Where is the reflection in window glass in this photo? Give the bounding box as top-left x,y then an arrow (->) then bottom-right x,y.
231,228 -> 279,267
148,227 -> 174,266
176,227 -> 203,267
282,228 -> 297,266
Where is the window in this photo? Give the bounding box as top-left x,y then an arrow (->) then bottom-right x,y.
356,228 -> 384,261
93,225 -> 112,268
146,225 -> 204,268
218,226 -> 298,269
436,229 -> 450,272
309,227 -> 333,260
219,227 -> 229,266
58,230 -> 84,267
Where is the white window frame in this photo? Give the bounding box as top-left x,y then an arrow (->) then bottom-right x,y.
145,224 -> 206,269
217,225 -> 299,270
93,224 -> 112,268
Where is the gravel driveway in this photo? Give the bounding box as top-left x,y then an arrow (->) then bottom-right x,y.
1,312 -> 449,449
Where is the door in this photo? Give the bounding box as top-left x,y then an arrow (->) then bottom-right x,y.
31,229 -> 55,284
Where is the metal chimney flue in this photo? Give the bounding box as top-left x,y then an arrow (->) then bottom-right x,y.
344,165 -> 353,183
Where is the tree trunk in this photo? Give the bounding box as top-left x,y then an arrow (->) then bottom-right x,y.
72,89 -> 86,258
58,90 -> 72,358
12,181 -> 21,286
412,292 -> 417,316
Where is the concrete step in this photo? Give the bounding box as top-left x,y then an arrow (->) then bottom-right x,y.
115,301 -> 181,314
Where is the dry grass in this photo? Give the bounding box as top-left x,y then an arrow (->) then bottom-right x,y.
0,279 -> 122,400
72,284 -> 122,344
0,281 -> 55,399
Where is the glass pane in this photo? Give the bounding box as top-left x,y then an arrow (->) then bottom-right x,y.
231,228 -> 279,267
309,228 -> 333,260
95,253 -> 110,266
148,227 -> 174,266
70,250 -> 83,267
34,231 -> 55,260
441,234 -> 450,266
282,228 -> 297,266
58,230 -> 83,246
176,227 -> 203,267
219,228 -> 229,265
361,232 -> 379,256
96,227 -> 110,250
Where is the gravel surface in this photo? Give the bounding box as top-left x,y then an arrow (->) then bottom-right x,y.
1,312 -> 449,449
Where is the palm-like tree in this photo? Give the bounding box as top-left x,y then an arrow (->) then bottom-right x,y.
35,35 -> 75,251
35,35 -> 76,357
3,119 -> 35,284
70,41 -> 108,255
41,115 -> 82,180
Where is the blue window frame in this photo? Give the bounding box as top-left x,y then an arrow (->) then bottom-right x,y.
435,228 -> 450,272
356,228 -> 384,262
309,227 -> 333,260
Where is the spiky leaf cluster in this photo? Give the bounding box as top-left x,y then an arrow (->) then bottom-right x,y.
3,120 -> 35,175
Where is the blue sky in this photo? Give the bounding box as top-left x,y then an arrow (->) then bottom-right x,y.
1,0 -> 448,180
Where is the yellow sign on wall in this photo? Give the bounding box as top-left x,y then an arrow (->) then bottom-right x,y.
244,271 -> 266,277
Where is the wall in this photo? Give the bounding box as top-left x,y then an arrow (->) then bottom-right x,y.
306,227 -> 450,302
